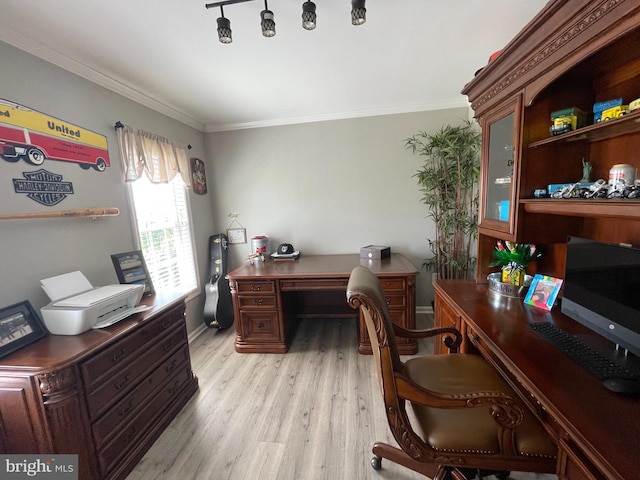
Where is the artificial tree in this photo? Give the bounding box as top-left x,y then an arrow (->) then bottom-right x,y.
405,121 -> 481,280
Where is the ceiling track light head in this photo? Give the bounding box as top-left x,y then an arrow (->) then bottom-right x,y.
351,0 -> 366,26
261,0 -> 276,38
302,1 -> 316,30
217,5 -> 232,43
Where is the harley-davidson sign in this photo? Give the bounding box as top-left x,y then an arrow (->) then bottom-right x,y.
13,169 -> 74,206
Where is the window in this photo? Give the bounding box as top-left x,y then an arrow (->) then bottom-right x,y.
129,174 -> 198,295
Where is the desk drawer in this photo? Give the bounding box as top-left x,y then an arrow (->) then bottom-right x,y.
239,311 -> 281,342
236,281 -> 276,294
384,294 -> 406,308
280,279 -> 348,291
380,278 -> 406,292
237,295 -> 277,309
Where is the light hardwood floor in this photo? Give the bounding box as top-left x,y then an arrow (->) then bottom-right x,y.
125,314 -> 557,480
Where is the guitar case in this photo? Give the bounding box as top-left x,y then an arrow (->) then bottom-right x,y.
203,233 -> 234,329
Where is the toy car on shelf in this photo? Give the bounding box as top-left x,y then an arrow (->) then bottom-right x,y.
549,107 -> 587,136
593,97 -> 622,122
601,105 -> 629,121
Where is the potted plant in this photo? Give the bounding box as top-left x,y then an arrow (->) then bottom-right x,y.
489,241 -> 541,286
405,121 -> 481,280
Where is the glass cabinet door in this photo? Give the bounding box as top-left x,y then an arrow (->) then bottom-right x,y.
480,97 -> 521,235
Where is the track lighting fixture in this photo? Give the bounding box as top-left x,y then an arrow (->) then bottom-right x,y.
302,1 -> 316,31
217,6 -> 232,44
351,0 -> 366,26
205,0 -> 367,44
260,0 -> 276,37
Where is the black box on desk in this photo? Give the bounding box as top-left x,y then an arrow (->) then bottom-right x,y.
360,245 -> 390,260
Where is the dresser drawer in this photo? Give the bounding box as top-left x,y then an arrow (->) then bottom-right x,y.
236,281 -> 276,294
379,278 -> 406,292
237,295 -> 277,309
97,365 -> 193,475
81,304 -> 185,386
239,310 -> 281,342
91,344 -> 190,448
85,323 -> 186,420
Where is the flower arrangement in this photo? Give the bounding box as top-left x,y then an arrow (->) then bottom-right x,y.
489,241 -> 541,285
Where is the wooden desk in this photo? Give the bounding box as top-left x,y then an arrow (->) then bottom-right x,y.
227,253 -> 418,354
434,280 -> 640,480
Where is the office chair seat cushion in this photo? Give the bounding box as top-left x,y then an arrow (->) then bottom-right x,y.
405,353 -> 556,458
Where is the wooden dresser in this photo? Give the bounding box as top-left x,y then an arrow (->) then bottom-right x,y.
0,293 -> 198,480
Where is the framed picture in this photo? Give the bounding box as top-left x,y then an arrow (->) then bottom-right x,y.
190,157 -> 207,195
0,300 -> 48,359
227,227 -> 247,244
524,274 -> 563,311
111,250 -> 155,296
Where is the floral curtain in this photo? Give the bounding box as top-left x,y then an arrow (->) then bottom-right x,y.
116,123 -> 191,187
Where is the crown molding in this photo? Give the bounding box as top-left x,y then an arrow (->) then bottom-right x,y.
204,98 -> 471,133
2,30 -> 470,135
0,30 -> 205,132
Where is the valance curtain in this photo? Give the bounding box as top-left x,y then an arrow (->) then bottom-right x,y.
116,123 -> 191,187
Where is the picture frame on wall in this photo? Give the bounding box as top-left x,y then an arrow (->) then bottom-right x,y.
190,157 -> 207,195
111,250 -> 155,297
0,300 -> 48,359
227,227 -> 247,244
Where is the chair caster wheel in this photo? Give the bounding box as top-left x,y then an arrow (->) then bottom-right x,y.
371,455 -> 382,470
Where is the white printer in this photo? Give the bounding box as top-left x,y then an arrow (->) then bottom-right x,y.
40,271 -> 148,335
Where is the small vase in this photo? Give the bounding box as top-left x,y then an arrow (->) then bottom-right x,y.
502,263 -> 525,286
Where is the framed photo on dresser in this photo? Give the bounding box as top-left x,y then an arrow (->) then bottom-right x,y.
111,250 -> 155,296
0,300 -> 48,359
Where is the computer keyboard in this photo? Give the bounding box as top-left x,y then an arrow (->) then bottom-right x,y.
529,322 -> 639,380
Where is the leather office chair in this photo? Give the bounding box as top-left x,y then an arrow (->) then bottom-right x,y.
346,266 -> 557,480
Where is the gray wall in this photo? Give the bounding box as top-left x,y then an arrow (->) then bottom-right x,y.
0,41 -> 215,334
206,107 -> 470,306
1,39 -> 471,334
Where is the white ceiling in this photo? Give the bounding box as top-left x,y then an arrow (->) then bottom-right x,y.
0,0 -> 548,132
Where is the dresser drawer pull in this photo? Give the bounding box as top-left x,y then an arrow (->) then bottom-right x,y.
163,339 -> 177,352
119,400 -> 134,417
252,299 -> 264,306
168,379 -> 183,395
123,426 -> 138,444
250,285 -> 261,291
111,348 -> 127,362
165,359 -> 178,374
162,320 -> 173,329
257,322 -> 264,329
114,375 -> 130,390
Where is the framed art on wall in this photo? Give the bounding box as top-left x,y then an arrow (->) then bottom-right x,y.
190,157 -> 207,195
227,227 -> 247,244
111,250 -> 155,296
0,300 -> 48,359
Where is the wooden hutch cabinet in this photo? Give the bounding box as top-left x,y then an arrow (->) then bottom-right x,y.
0,293 -> 198,480
434,1 -> 640,479
465,0 -> 640,282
